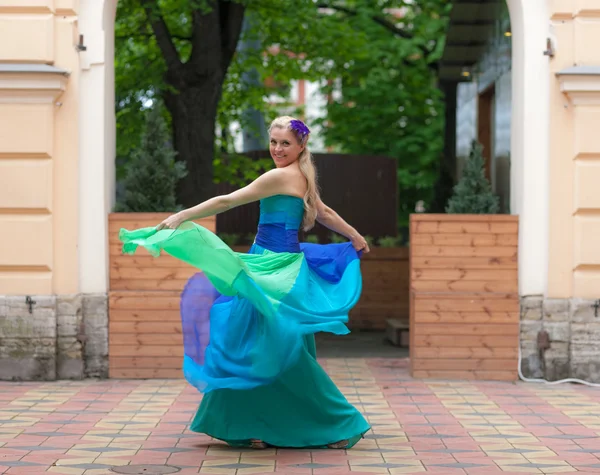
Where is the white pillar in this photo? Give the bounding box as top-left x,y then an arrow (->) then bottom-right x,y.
78,0 -> 117,294
506,0 -> 550,296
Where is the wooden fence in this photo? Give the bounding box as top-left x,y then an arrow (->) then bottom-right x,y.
349,247 -> 409,330
216,152 -> 398,242
108,213 -> 215,379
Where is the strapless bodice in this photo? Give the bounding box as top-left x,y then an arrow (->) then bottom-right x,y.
255,195 -> 304,253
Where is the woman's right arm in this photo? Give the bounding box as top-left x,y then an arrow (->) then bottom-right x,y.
156,168 -> 291,230
316,198 -> 370,253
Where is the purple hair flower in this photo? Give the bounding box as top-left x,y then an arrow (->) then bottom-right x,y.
290,119 -> 310,142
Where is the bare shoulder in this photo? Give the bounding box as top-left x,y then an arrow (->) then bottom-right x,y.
251,165 -> 306,198
259,167 -> 293,185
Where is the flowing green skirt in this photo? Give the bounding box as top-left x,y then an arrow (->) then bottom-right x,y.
190,334 -> 370,449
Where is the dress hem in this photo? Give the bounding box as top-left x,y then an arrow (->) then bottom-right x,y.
189,426 -> 371,450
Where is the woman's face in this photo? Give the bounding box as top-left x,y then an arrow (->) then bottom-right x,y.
269,127 -> 303,168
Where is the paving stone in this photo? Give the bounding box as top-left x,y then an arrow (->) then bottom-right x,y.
2,357 -> 600,474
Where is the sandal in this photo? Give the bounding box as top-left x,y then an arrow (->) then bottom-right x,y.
250,439 -> 268,449
327,439 -> 349,449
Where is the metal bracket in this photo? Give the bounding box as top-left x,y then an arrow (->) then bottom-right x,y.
25,296 -> 37,314
76,34 -> 87,52
543,37 -> 555,58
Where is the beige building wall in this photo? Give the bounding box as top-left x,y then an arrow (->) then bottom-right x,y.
0,0 -> 115,380
549,1 -> 600,299
0,0 -> 80,296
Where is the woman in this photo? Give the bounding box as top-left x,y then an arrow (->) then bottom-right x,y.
120,116 -> 371,450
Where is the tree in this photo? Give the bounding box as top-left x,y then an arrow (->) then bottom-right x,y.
116,0 -> 246,207
446,141 -> 500,214
315,1 -> 451,230
115,1 -> 450,209
115,104 -> 187,212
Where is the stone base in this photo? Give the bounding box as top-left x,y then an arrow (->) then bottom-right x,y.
0,294 -> 108,381
520,296 -> 600,383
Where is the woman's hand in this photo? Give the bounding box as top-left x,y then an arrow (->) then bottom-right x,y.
156,212 -> 187,231
351,234 -> 370,254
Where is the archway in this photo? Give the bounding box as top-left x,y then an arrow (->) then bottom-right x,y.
77,0 -> 551,381
78,0 -> 551,298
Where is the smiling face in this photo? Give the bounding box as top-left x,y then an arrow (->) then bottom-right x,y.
269,127 -> 304,168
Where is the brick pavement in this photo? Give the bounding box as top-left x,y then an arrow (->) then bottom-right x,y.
1,358 -> 600,474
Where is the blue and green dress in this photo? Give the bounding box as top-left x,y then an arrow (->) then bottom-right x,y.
119,194 -> 371,448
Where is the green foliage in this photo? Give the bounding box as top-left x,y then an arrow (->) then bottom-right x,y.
329,233 -> 348,244
114,104 -> 187,212
213,153 -> 273,185
315,1 -> 451,229
446,141 -> 500,214
377,235 -> 403,247
115,0 -> 369,187
218,233 -> 242,247
304,234 -> 320,244
115,0 -> 452,203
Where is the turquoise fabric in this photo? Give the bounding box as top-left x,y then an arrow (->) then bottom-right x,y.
191,334 -> 370,449
119,194 -> 371,448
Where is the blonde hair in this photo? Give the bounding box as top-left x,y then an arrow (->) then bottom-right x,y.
268,115 -> 319,231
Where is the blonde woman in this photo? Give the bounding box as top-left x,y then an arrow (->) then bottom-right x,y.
120,116 -> 371,449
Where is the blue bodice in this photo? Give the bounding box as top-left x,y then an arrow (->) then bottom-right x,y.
255,195 -> 304,253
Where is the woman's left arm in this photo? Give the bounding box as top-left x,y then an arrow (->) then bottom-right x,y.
316,198 -> 370,253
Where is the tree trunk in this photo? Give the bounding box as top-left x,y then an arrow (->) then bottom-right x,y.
164,78 -> 222,207
142,1 -> 246,208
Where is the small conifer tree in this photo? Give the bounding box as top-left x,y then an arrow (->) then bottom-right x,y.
115,104 -> 187,212
446,140 -> 500,214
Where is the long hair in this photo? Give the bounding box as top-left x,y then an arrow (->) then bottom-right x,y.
268,116 -> 319,231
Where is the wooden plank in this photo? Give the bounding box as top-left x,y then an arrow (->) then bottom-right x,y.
362,248 -> 409,261
413,323 -> 519,336
108,214 -> 215,228
411,269 -> 516,281
411,245 -> 517,258
414,311 -> 518,324
110,333 -> 183,345
110,256 -> 193,269
412,221 -> 518,235
412,292 -> 517,300
413,347 -> 518,359
110,322 -> 183,334
412,358 -> 517,371
411,280 -> 518,293
351,305 -> 408,317
109,292 -> 181,310
109,344 -> 184,357
110,309 -> 182,322
411,234 -> 518,247
410,256 -> 517,269
413,298 -> 518,313
361,264 -> 409,273
111,267 -> 202,281
110,279 -> 191,291
356,292 -> 408,304
109,368 -> 184,379
413,335 -> 518,348
411,370 -> 517,381
109,357 -> 182,369
410,214 -> 518,223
